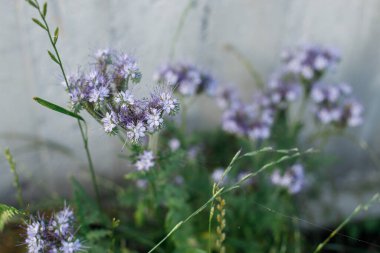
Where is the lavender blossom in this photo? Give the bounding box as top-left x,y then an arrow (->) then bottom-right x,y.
311,83 -> 364,128
216,86 -> 239,109
222,101 -> 274,141
168,138 -> 181,151
154,62 -> 217,96
66,49 -> 180,144
281,44 -> 340,82
135,150 -> 155,171
266,70 -> 302,109
271,164 -> 305,194
24,204 -> 84,253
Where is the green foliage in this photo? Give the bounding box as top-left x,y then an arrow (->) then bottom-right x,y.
31,17 -> 46,30
0,204 -> 22,231
4,148 -> 24,208
33,97 -> 84,121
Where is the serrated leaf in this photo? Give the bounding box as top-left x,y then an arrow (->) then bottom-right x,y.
47,50 -> 60,64
33,97 -> 84,121
53,27 -> 59,44
0,204 -> 22,231
42,2 -> 47,17
32,18 -> 47,30
26,0 -> 38,9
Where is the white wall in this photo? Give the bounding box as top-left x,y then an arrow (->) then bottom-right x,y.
1,0 -> 380,221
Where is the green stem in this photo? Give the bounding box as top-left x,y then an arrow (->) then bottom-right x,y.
224,44 -> 265,89
313,193 -> 380,253
78,121 -> 101,204
31,0 -> 100,204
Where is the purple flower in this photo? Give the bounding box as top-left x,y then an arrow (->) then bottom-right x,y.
126,121 -> 146,143
24,204 -> 84,253
66,50 -> 179,144
101,112 -> 117,133
222,102 -> 273,141
158,91 -> 179,115
271,164 -> 305,194
168,138 -> 181,151
154,62 -> 217,96
135,150 -> 155,171
216,86 -> 239,109
311,83 -> 364,128
266,70 -> 302,108
281,43 -> 340,82
146,108 -> 163,132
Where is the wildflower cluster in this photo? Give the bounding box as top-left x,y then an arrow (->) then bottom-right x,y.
67,49 -> 179,143
271,164 -> 305,194
217,85 -> 276,141
154,62 -> 217,96
281,43 -> 340,83
311,83 -> 363,127
217,43 -> 363,140
25,205 -> 83,253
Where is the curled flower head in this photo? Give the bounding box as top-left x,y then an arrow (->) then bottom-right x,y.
24,204 -> 84,253
154,62 -> 217,96
66,49 -> 180,144
271,164 -> 305,194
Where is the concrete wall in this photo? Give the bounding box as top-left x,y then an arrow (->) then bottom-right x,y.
1,0 -> 380,221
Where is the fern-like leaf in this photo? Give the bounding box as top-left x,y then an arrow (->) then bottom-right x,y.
0,204 -> 22,231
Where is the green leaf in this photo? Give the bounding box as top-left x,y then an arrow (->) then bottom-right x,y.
33,97 -> 84,122
0,204 -> 22,231
42,2 -> 47,17
26,0 -> 38,9
31,18 -> 47,30
53,27 -> 59,44
47,50 -> 60,64
86,229 -> 112,242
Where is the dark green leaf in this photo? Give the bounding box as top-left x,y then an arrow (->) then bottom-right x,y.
42,2 -> 47,17
31,18 -> 47,30
33,97 -> 84,122
53,27 -> 59,44
47,50 -> 59,64
26,0 -> 38,9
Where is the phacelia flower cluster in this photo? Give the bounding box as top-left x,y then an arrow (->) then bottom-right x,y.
271,164 -> 305,194
311,83 -> 363,127
265,70 -> 302,109
154,62 -> 217,96
217,85 -> 275,141
221,101 -> 274,141
135,150 -> 155,171
281,43 -> 340,82
25,205 -> 84,253
67,49 -> 179,143
216,43 -> 364,140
